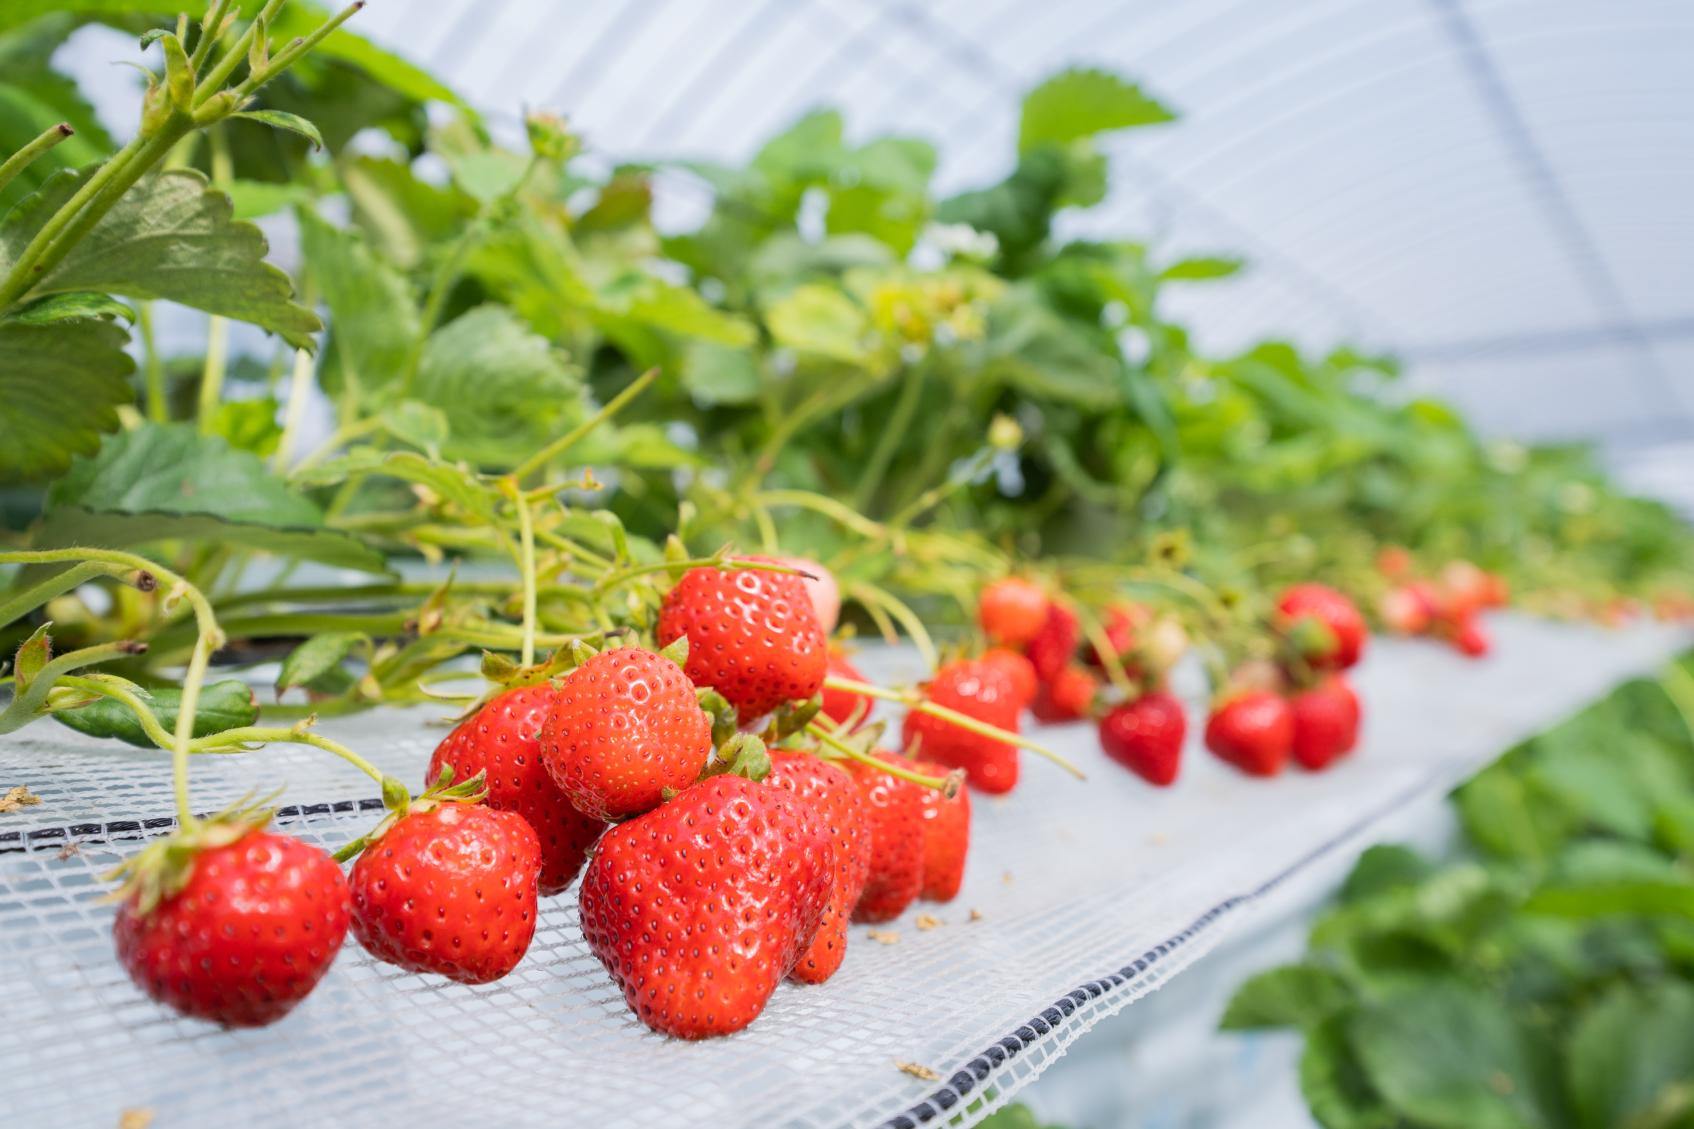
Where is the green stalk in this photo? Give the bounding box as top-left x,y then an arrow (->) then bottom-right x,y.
192,0 -> 287,105
272,347 -> 315,470
187,0 -> 233,70
0,640 -> 147,736
853,364 -> 924,512
824,675 -> 1086,780
512,367 -> 662,480
806,721 -> 958,794
0,560 -> 140,629
505,480 -> 539,666
0,122 -> 74,197
196,125 -> 234,432
136,302 -> 169,422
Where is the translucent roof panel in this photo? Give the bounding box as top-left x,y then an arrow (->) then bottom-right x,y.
58,0 -> 1694,510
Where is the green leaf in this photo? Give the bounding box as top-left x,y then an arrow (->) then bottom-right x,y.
412,305 -> 585,468
54,680 -> 258,748
224,180 -> 313,221
296,207 -> 420,395
291,448 -> 495,521
1221,964 -> 1354,1030
764,283 -> 872,365
680,341 -> 761,406
1160,256 -> 1244,282
1018,67 -> 1176,153
1300,1016 -> 1396,1129
276,632 -> 366,698
981,287 -> 1121,407
230,109 -> 324,150
0,315 -> 132,483
0,168 -> 320,348
1352,981 -> 1559,1129
595,273 -> 757,347
1341,844 -> 1435,904
38,424 -> 386,573
379,400 -> 449,454
204,396 -> 282,456
1567,981 -> 1694,1129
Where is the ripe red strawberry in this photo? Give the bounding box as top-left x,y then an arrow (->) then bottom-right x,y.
910,757 -> 970,902
429,684 -> 605,895
1290,677 -> 1360,771
1380,585 -> 1434,635
1452,614 -> 1491,658
1086,602 -> 1147,670
819,650 -> 873,731
1099,691 -> 1187,786
657,558 -> 828,719
578,775 -> 832,1038
1377,544 -> 1414,580
1278,583 -> 1368,670
1031,664 -> 1099,723
539,647 -> 712,820
114,826 -> 350,1027
765,750 -> 872,984
1025,603 -> 1080,683
978,577 -> 1050,647
902,657 -> 1023,794
846,753 -> 926,922
981,647 -> 1037,708
349,803 -> 541,984
1205,690 -> 1294,777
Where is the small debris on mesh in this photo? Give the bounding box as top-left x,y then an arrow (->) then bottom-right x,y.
896,1061 -> 941,1082
55,840 -> 81,860
867,930 -> 900,945
118,1111 -> 155,1129
968,908 -> 984,922
0,786 -> 42,814
1148,832 -> 1169,846
1001,870 -> 1014,885
915,914 -> 943,931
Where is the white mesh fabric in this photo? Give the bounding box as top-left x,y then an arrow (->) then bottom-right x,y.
1,615 -> 1686,1129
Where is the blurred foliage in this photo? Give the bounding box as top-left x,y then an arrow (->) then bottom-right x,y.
1224,657 -> 1694,1129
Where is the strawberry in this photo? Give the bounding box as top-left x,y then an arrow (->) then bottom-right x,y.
775,555 -> 840,632
819,650 -> 874,731
1439,560 -> 1492,617
1451,614 -> 1491,658
1380,585 -> 1434,635
981,647 -> 1037,708
1377,544 -> 1415,580
1277,583 -> 1368,670
1099,691 -> 1187,786
1025,603 -> 1080,684
1086,602 -> 1147,670
578,775 -> 832,1038
901,657 -> 1023,793
1205,690 -> 1293,777
846,753 -> 926,922
978,577 -> 1050,647
1031,663 -> 1099,723
1290,677 -> 1360,771
765,750 -> 872,983
350,802 -> 541,984
910,757 -> 970,902
539,647 -> 712,821
657,559 -> 829,719
429,684 -> 604,895
114,825 -> 350,1027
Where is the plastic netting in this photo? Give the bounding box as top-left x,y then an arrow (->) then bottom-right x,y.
2,616 -> 1685,1129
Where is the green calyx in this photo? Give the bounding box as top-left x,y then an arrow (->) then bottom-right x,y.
104,795 -> 273,916
333,767 -> 488,863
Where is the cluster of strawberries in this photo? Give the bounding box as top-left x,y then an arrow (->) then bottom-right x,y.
111,560 -> 978,1040
1376,551 -> 1507,657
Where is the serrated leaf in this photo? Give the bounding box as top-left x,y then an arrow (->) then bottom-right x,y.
54,679 -> 258,748
37,424 -> 386,573
230,109 -> 324,150
0,167 -> 320,348
0,316 -> 132,483
379,400 -> 449,454
681,341 -> 760,406
1160,256 -> 1243,282
1566,980 -> 1694,1129
1300,1017 -> 1396,1129
296,207 -> 419,394
1018,67 -> 1176,153
276,633 -> 366,697
764,283 -> 871,364
1220,964 -> 1353,1030
412,305 -> 586,468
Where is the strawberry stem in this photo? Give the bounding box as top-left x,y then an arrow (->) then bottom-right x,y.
823,675 -> 1086,780
501,477 -> 539,667
512,366 -> 660,481
805,721 -> 960,796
